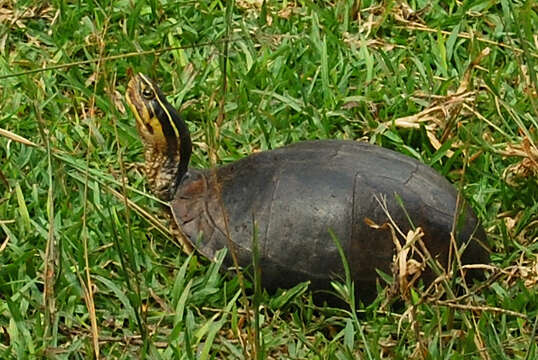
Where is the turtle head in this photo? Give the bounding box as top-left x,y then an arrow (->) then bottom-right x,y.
126,73 -> 192,201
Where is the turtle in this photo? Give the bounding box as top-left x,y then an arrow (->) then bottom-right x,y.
125,73 -> 488,301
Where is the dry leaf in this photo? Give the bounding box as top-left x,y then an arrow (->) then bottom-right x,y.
0,127 -> 37,147
277,7 -> 293,19
236,0 -> 272,25
0,235 -> 9,253
501,136 -> 538,186
85,72 -> 98,87
111,89 -> 126,114
381,48 -> 490,158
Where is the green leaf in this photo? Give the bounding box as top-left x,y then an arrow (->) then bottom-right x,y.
15,183 -> 31,232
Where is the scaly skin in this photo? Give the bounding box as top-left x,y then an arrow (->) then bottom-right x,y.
143,146 -> 180,201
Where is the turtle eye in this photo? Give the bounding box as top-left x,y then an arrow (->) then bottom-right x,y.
141,87 -> 155,100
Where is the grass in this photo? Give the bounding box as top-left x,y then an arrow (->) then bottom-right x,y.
0,0 -> 537,358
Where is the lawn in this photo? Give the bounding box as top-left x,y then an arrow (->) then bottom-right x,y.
0,0 -> 537,358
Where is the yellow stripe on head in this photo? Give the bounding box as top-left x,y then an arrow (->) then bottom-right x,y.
125,72 -> 193,200
138,73 -> 179,139
126,73 -> 181,153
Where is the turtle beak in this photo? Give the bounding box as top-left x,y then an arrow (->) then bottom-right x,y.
126,74 -> 150,130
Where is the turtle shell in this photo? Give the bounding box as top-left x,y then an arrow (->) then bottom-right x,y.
171,140 -> 487,299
